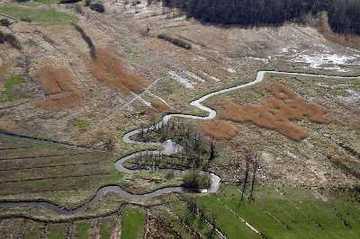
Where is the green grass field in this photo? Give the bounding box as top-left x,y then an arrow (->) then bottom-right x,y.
121,207 -> 145,239
75,222 -> 91,239
197,185 -> 360,239
0,4 -> 76,24
47,224 -> 65,239
100,221 -> 113,238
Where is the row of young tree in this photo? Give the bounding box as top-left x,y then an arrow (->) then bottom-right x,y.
161,0 -> 360,35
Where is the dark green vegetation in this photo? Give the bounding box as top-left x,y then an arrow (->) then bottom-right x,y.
162,0 -> 360,35
196,185 -> 360,239
182,170 -> 210,190
163,0 -> 325,25
328,0 -> 360,35
158,34 -> 192,50
121,207 -> 145,239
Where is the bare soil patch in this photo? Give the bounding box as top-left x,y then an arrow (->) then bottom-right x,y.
215,82 -> 329,141
200,120 -> 239,140
34,66 -> 81,110
0,119 -> 18,132
89,48 -> 149,95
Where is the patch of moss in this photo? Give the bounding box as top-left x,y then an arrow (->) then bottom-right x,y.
74,118 -> 90,130
0,75 -> 24,102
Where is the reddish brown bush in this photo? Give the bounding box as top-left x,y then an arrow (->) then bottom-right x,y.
200,120 -> 239,140
215,82 -> 329,141
89,48 -> 149,95
35,66 -> 81,110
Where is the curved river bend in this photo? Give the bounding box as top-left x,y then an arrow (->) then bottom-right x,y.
0,70 -> 359,218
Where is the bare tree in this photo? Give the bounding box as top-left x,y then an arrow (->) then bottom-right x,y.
209,138 -> 215,161
249,153 -> 258,201
241,155 -> 250,201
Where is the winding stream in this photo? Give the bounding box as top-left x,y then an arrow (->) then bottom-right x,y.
0,70 -> 359,218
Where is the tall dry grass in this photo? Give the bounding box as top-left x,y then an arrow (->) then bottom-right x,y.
89,48 -> 149,95
35,66 -> 81,110
216,82 -> 329,141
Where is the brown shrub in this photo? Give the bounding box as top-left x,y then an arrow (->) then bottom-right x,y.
200,120 -> 239,140
89,48 -> 149,95
216,82 -> 329,141
150,98 -> 170,112
0,63 -> 9,81
34,66 -> 81,110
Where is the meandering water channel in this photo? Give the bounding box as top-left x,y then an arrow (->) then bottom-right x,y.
0,70 -> 358,219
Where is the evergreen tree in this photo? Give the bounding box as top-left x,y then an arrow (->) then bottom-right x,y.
160,0 -> 360,35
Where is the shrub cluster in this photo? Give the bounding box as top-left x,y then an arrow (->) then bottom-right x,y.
158,33 -> 192,49
85,0 -> 105,13
0,31 -> 22,50
182,171 -> 210,191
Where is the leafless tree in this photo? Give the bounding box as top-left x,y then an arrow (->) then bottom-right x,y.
249,153 -> 258,201
241,155 -> 250,201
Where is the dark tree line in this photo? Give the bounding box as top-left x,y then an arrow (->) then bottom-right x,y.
328,0 -> 360,35
161,0 -> 360,35
162,0 -> 328,26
